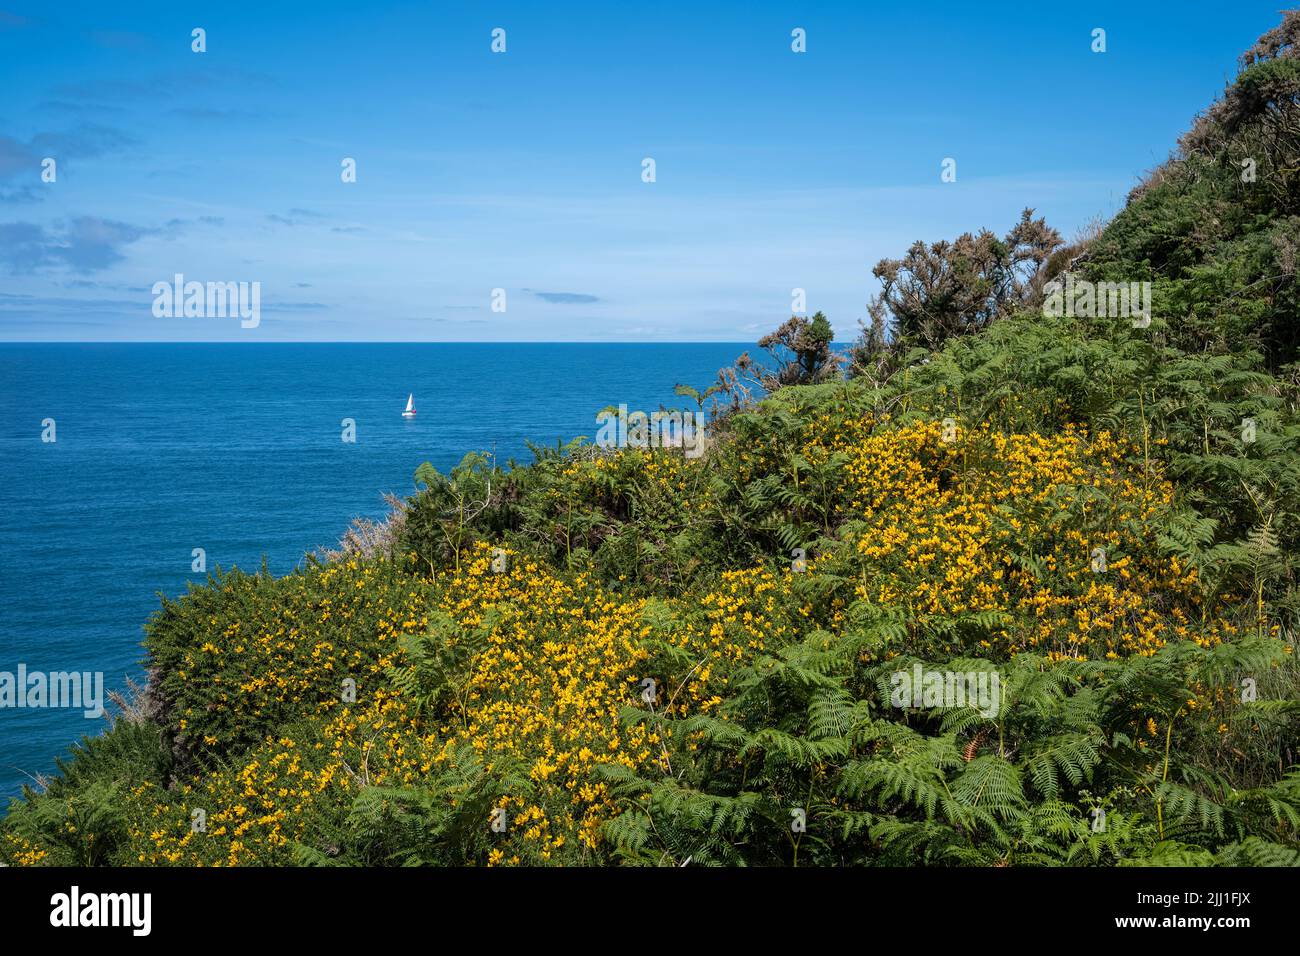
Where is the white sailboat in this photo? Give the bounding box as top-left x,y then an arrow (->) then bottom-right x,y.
401,393 -> 417,418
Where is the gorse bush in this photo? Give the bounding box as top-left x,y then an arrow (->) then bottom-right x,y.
4,11 -> 1299,868
145,557 -> 430,771
838,421 -> 1229,660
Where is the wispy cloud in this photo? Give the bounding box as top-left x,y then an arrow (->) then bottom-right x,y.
0,217 -> 151,274
167,107 -> 269,122
0,184 -> 41,204
0,125 -> 135,203
37,99 -> 130,115
0,290 -> 146,326
86,29 -> 150,50
528,290 -> 601,304
52,67 -> 277,104
263,301 -> 327,311
0,135 -> 38,179
267,208 -> 325,227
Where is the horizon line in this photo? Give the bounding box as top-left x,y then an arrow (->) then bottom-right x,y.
0,340 -> 764,346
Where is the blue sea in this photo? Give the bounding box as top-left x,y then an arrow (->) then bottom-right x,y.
0,342 -> 748,804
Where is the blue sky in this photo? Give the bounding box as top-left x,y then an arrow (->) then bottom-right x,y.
0,1 -> 1289,341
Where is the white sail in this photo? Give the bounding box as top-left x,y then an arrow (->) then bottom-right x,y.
404,394 -> 414,412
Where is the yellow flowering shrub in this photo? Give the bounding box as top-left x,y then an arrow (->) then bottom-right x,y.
4,415 -> 1288,869
101,542 -> 807,866
148,557 -> 432,763
430,548 -> 654,856
841,421 -> 1230,659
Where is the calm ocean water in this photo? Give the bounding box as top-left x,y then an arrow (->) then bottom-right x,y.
0,342 -> 748,803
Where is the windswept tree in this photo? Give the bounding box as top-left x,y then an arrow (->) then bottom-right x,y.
856,208 -> 1063,357
707,312 -> 843,421
753,311 -> 842,387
